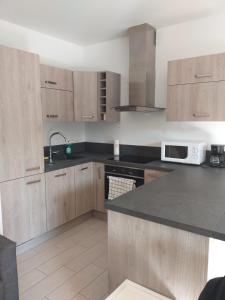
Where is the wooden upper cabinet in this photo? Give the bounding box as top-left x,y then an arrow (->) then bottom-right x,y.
0,174 -> 46,245
74,71 -> 121,122
0,46 -> 44,182
75,162 -> 95,217
74,71 -> 98,122
41,88 -> 74,122
40,64 -> 73,91
167,81 -> 225,121
168,53 -> 225,86
45,167 -> 76,231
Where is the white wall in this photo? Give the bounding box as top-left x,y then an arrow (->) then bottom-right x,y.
84,13 -> 225,147
0,19 -> 85,145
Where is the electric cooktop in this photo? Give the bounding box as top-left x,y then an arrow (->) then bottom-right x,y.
108,155 -> 158,164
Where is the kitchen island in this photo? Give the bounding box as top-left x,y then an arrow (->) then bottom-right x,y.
106,162 -> 225,300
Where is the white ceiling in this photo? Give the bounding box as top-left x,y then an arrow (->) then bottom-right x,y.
0,0 -> 225,45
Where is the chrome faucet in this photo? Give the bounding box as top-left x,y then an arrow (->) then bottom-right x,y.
49,131 -> 67,164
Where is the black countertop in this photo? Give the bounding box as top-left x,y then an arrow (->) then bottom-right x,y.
44,152 -> 169,173
45,152 -> 225,242
106,161 -> 225,242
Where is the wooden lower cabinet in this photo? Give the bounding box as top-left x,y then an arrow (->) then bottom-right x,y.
108,211 -> 208,300
45,167 -> 76,231
75,163 -> 95,217
93,163 -> 106,213
0,174 -> 46,245
144,169 -> 168,183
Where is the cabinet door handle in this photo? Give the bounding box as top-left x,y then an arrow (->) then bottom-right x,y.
48,114 -> 59,118
81,115 -> 94,119
55,173 -> 67,177
26,166 -> 40,172
193,113 -> 210,118
80,167 -> 88,171
45,80 -> 57,85
26,179 -> 41,185
195,74 -> 212,79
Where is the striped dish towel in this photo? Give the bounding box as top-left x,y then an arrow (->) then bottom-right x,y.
108,176 -> 136,200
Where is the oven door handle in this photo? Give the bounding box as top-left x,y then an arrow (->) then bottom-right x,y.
105,172 -> 144,180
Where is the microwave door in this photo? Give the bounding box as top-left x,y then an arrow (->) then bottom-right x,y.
165,145 -> 188,161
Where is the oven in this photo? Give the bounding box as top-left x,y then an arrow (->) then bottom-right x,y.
105,164 -> 144,200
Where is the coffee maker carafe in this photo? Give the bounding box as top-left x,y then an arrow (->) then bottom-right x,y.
209,145 -> 225,167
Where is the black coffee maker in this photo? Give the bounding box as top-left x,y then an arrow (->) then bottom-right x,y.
209,145 -> 225,167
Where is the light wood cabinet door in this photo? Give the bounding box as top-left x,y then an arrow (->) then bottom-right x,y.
144,169 -> 168,183
40,64 -> 73,91
168,53 -> 225,86
75,163 -> 95,217
0,46 -> 44,182
41,88 -> 74,122
74,71 -> 98,122
94,163 -> 106,213
45,168 -> 76,231
0,174 -> 46,245
167,81 -> 225,121
104,72 -> 120,122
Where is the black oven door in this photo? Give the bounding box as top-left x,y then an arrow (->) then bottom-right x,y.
105,171 -> 144,200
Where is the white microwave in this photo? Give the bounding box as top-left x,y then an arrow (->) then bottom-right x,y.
161,141 -> 207,165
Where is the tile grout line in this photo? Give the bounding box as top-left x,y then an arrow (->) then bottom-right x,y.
65,247 -> 107,274
36,244 -> 88,276
79,267 -> 108,299
17,245 -> 70,277
45,264 -> 106,300
20,266 -> 76,299
44,266 -> 77,299
19,268 -> 48,295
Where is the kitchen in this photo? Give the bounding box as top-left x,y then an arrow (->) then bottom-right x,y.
1,1 -> 225,300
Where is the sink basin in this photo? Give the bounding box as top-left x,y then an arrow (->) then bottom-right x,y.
65,156 -> 84,161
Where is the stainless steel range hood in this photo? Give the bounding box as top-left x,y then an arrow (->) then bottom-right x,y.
115,23 -> 164,112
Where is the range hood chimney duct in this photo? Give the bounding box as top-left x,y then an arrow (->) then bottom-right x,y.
115,23 -> 164,112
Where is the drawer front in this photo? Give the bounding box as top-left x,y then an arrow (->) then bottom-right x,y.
41,64 -> 73,91
168,53 -> 225,85
167,81 -> 225,121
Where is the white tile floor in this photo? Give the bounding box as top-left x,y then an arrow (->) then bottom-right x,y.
17,218 -> 109,300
